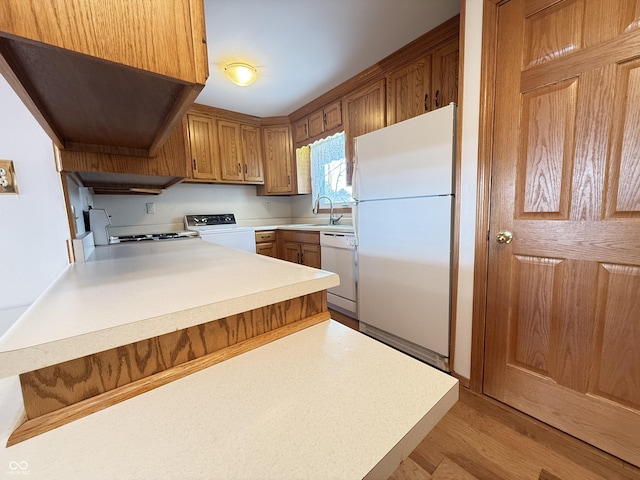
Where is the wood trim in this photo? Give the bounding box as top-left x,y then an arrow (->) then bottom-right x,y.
19,291 -> 327,419
59,172 -> 77,241
451,371 -> 471,389
188,103 -> 262,125
8,311 -> 331,447
449,0 -> 466,379
470,0 -> 500,393
288,15 -> 460,123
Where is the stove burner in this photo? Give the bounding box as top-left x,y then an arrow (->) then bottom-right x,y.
109,231 -> 198,244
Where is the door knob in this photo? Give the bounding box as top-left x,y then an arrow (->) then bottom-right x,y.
496,231 -> 513,244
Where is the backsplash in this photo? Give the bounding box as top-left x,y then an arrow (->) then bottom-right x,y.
93,183 -> 294,235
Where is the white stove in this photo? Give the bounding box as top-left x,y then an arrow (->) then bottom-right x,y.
184,214 -> 256,253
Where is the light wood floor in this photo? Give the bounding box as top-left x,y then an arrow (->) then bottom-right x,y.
328,310 -> 640,480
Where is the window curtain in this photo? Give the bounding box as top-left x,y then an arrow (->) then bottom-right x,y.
310,131 -> 347,207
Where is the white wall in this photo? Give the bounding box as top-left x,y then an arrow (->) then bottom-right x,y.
0,77 -> 70,335
94,183 -> 294,234
453,0 -> 483,380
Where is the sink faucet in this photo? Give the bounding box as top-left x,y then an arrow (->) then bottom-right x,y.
313,196 -> 343,225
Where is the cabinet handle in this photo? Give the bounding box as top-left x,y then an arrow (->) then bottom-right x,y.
299,253 -> 304,264
238,163 -> 241,173
435,90 -> 439,108
323,112 -> 327,125
297,252 -> 301,263
304,123 -> 307,135
193,158 -> 197,171
287,175 -> 291,185
244,164 -> 248,174
424,93 -> 428,111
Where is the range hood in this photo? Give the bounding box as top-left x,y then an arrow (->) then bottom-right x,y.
0,0 -> 208,158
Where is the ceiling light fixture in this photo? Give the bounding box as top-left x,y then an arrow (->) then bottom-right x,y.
224,62 -> 258,86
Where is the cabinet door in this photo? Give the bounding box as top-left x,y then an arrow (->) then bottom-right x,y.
307,110 -> 325,138
301,243 -> 321,269
431,38 -> 459,110
256,242 -> 277,258
387,55 -> 431,124
187,113 -> 218,180
344,79 -> 386,183
282,242 -> 301,263
241,124 -> 264,182
293,118 -> 309,144
262,125 -> 294,194
323,100 -> 342,131
217,119 -> 243,181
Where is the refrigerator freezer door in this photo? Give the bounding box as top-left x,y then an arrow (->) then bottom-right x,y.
356,195 -> 452,357
353,104 -> 455,202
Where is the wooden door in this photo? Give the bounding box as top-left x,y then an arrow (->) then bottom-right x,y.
344,79 -> 386,182
217,119 -> 243,181
308,110 -> 325,138
301,243 -> 321,269
262,125 -> 294,194
293,118 -> 309,144
283,242 -> 301,264
256,242 -> 277,258
241,124 -> 263,182
484,0 -> 640,466
187,113 -> 217,180
387,55 -> 431,125
431,38 -> 458,110
322,100 -> 342,131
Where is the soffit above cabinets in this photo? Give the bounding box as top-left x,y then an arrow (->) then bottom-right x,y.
0,0 -> 208,158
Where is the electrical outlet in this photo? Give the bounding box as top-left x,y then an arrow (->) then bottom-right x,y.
0,160 -> 18,194
264,201 -> 272,212
146,202 -> 156,214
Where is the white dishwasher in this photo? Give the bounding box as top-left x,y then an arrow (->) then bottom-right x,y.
320,232 -> 357,318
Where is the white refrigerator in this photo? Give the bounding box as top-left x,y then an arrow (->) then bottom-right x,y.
353,104 -> 456,371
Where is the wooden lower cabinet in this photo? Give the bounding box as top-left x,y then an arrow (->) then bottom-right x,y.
278,230 -> 321,268
255,230 -> 278,258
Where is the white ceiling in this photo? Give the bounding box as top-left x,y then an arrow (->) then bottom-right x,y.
196,0 -> 461,118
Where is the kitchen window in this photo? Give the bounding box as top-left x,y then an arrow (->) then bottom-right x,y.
309,131 -> 353,210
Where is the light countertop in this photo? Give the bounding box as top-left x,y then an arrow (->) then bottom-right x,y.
255,223 -> 355,233
0,320 -> 458,480
0,240 -> 338,378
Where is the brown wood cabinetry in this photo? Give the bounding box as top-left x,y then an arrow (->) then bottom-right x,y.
57,122 -> 189,194
259,124 -> 296,195
184,107 -> 264,185
255,230 -> 278,258
387,37 -> 459,125
293,118 -> 310,144
217,120 -> 264,183
293,101 -> 343,147
0,0 -> 208,157
187,113 -> 218,181
278,230 -> 321,268
387,55 -> 432,124
431,38 -> 459,110
343,79 -> 386,182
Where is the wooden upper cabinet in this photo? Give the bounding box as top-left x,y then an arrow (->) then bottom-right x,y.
431,37 -> 459,110
183,106 -> 264,185
343,79 -> 386,182
387,37 -> 459,126
292,100 -> 343,147
187,113 -> 218,181
0,0 -> 208,157
241,125 -> 264,183
293,118 -> 310,144
259,125 -> 295,195
387,55 -> 432,124
217,120 -> 243,182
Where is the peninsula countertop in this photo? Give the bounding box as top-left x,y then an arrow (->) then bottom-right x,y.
0,240 -> 338,378
0,320 -> 458,480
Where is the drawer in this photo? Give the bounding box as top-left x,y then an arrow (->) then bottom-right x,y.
278,230 -> 320,245
255,230 -> 276,243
